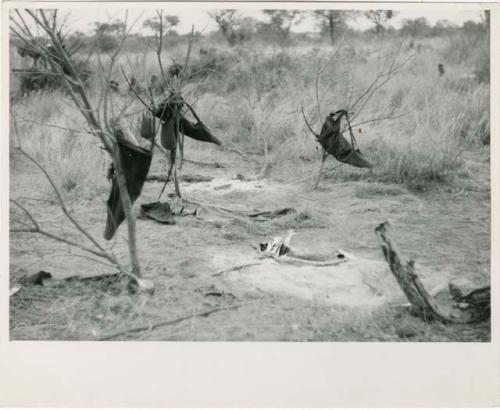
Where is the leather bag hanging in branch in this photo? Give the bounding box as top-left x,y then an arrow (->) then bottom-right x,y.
318,110 -> 373,169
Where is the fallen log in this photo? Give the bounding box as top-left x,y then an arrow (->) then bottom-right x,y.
375,221 -> 490,324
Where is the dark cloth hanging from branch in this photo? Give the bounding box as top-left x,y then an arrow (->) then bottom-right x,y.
140,112 -> 156,141
153,99 -> 181,150
161,120 -> 177,150
153,98 -> 222,146
104,142 -> 152,240
153,98 -> 183,122
318,110 -> 372,169
179,117 -> 222,145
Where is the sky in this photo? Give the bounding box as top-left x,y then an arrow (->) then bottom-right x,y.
19,6 -> 485,35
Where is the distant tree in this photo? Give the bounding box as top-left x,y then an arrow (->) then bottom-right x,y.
400,17 -> 431,37
208,9 -> 237,41
142,15 -> 179,35
93,20 -> 126,52
94,20 -> 126,36
208,10 -> 253,46
462,19 -> 484,34
429,19 -> 457,36
238,16 -> 259,38
262,9 -> 305,44
311,10 -> 358,45
364,10 -> 396,35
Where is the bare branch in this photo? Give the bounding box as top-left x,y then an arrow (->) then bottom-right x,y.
301,106 -> 319,137
11,142 -> 107,256
10,199 -> 40,231
14,115 -> 94,135
10,199 -> 106,258
99,303 -> 248,340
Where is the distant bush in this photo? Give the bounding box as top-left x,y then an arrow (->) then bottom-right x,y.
331,78 -> 490,189
97,34 -> 118,53
188,48 -> 236,80
443,30 -> 489,69
358,139 -> 465,191
18,58 -> 92,95
400,17 -> 432,38
473,37 -> 490,83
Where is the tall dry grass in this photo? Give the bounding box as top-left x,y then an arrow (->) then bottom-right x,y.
10,91 -> 110,200
10,30 -> 490,196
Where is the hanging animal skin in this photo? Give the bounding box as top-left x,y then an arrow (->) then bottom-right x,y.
139,112 -> 156,141
104,142 -> 152,240
318,110 -> 372,169
179,117 -> 222,145
153,98 -> 183,123
153,97 -> 221,146
161,119 -> 177,150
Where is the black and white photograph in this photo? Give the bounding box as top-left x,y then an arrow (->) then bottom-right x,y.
6,3 -> 493,343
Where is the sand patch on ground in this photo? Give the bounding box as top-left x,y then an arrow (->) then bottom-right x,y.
212,250 -> 407,307
9,149 -> 490,341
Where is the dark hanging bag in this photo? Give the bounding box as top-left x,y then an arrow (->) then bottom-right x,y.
104,142 -> 152,240
317,110 -> 372,169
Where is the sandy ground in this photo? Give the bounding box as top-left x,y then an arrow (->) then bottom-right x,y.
9,146 -> 491,341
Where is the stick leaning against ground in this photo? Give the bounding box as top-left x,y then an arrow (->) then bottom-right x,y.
375,221 -> 490,324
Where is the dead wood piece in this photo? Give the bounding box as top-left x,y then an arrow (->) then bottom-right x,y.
184,198 -> 294,223
196,285 -> 236,301
180,174 -> 214,183
212,262 -> 263,277
286,249 -> 348,263
214,183 -> 231,191
375,222 -> 490,324
98,303 -> 245,340
184,158 -> 224,169
20,270 -> 52,285
234,162 -> 271,182
459,286 -> 490,305
146,174 -> 169,183
139,202 -> 175,225
10,286 -> 22,297
448,278 -> 475,300
63,272 -> 121,283
258,231 -> 349,266
269,256 -> 348,267
235,173 -> 254,182
249,207 -> 296,220
146,174 -> 214,184
453,286 -> 490,323
259,230 -> 295,257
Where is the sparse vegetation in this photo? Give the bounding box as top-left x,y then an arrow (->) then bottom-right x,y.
9,9 -> 490,342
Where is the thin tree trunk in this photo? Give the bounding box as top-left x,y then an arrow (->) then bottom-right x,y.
174,167 -> 182,198
314,149 -> 328,189
112,146 -> 141,277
